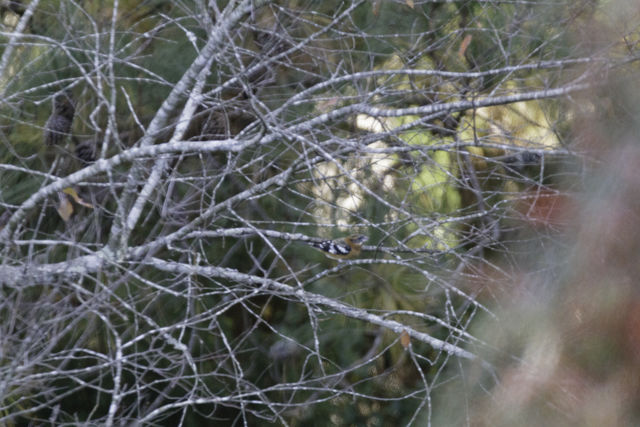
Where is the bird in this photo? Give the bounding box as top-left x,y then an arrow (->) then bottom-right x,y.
503,151 -> 541,172
308,234 -> 368,260
44,91 -> 75,146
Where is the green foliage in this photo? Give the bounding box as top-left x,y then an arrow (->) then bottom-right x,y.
0,0 -> 622,424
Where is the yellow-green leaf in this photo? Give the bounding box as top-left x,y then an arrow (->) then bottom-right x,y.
63,187 -> 94,208
57,195 -> 74,222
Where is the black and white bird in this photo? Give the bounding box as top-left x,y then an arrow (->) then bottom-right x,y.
308,234 -> 368,260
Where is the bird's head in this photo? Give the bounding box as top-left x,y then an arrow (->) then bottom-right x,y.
53,90 -> 75,116
347,234 -> 368,245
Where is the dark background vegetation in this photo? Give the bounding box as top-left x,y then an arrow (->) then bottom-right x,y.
0,0 -> 639,425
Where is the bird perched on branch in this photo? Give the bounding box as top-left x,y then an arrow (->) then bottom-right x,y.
308,234 -> 368,260
44,90 -> 75,146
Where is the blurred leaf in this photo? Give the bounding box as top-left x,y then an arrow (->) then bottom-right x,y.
400,330 -> 411,349
373,0 -> 381,16
56,193 -> 73,221
63,187 -> 94,208
459,35 -> 472,58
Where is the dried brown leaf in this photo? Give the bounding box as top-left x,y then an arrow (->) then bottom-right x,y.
459,34 -> 472,59
400,330 -> 411,349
